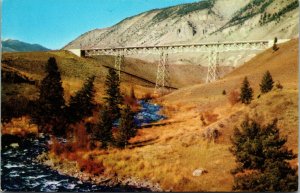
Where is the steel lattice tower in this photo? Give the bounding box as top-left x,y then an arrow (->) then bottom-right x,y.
155,52 -> 169,95
206,51 -> 219,83
114,54 -> 124,80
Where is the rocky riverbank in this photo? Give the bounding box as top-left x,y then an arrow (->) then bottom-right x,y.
37,152 -> 163,192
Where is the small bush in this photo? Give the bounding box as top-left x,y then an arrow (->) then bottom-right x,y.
228,90 -> 240,106
142,92 -> 153,101
78,159 -> 104,176
200,114 -> 207,126
1,96 -> 35,123
275,81 -> 283,90
222,90 -> 227,95
201,111 -> 218,125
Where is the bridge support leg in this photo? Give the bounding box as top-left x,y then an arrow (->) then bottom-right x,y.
206,51 -> 219,83
155,52 -> 169,95
114,54 -> 124,80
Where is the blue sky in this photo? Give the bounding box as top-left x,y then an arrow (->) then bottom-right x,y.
2,0 -> 198,49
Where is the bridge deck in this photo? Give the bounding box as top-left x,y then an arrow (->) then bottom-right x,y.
82,40 -> 271,51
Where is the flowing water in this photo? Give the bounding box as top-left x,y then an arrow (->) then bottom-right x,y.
1,100 -> 165,192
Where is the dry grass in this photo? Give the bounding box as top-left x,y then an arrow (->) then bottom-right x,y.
4,40 -> 299,191
2,116 -> 38,136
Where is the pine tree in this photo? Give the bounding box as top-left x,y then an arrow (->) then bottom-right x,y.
104,68 -> 123,121
260,71 -> 274,93
32,57 -> 66,136
68,76 -> 96,123
115,105 -> 137,148
273,37 -> 279,51
230,118 -> 298,192
240,77 -> 253,104
93,106 -> 113,148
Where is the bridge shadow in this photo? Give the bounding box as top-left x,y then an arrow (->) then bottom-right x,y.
128,136 -> 159,149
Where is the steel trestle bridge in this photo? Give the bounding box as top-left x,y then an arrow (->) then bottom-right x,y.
69,39 -> 288,94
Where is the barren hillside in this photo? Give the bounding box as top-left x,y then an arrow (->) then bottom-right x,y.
64,0 -> 298,68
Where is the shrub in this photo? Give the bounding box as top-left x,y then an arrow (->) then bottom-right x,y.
124,87 -> 139,112
228,90 -> 240,106
78,159 -> 104,176
201,111 -> 218,125
1,96 -> 35,123
73,123 -> 90,150
222,90 -> 227,95
200,114 -> 207,126
142,92 -> 153,101
275,81 -> 283,90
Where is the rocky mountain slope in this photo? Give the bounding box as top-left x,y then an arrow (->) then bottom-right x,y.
2,39 -> 50,53
64,0 -> 298,70
64,0 -> 298,48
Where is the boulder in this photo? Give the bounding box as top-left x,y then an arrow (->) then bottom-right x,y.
192,168 -> 208,176
10,143 -> 19,148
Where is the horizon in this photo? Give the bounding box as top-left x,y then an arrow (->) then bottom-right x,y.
2,0 -> 199,50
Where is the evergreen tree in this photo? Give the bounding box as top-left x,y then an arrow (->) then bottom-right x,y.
260,71 -> 274,93
32,57 -> 66,136
68,76 -> 96,123
273,37 -> 279,51
240,77 -> 253,104
115,105 -> 137,148
93,106 -> 113,148
104,68 -> 123,121
230,118 -> 298,192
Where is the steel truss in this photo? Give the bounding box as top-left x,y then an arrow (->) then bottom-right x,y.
206,51 -> 219,83
155,52 -> 169,95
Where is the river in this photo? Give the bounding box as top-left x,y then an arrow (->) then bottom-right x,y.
1,100 -> 165,192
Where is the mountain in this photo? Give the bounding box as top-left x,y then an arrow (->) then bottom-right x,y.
2,39 -> 50,52
64,0 -> 298,49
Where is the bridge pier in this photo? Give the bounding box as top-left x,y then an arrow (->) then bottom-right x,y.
206,51 -> 219,83
114,54 -> 124,80
155,51 -> 170,95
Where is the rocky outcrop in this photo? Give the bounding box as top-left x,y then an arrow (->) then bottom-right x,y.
64,0 -> 298,50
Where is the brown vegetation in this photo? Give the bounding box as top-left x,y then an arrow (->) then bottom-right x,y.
228,90 -> 240,106
2,116 -> 38,137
